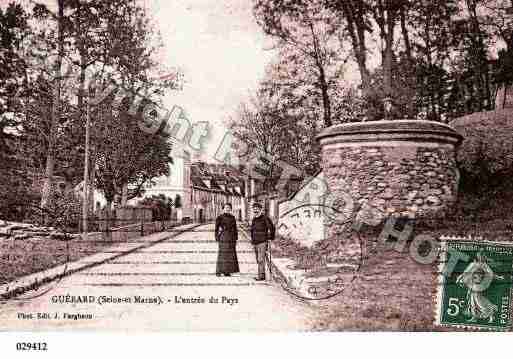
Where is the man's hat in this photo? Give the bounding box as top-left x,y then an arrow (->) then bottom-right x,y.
252,202 -> 263,209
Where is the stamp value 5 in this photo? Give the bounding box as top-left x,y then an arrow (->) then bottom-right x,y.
437,240 -> 513,330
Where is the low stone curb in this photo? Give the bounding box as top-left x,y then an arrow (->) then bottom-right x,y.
239,225 -> 351,298
0,223 -> 202,301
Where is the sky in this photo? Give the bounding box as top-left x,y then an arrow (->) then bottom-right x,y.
150,0 -> 275,161
3,0 -> 275,161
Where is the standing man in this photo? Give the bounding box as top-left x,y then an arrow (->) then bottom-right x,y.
250,202 -> 275,281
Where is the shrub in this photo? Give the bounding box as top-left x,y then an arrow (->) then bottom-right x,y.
450,109 -> 513,193
24,190 -> 83,232
138,195 -> 173,221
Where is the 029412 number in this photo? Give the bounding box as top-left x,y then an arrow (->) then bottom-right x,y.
16,342 -> 48,351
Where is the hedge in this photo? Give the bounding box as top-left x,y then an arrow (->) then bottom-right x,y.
450,108 -> 513,190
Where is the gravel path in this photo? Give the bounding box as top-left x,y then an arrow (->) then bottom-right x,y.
0,224 -> 315,331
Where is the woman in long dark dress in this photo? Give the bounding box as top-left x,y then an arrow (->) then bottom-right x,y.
215,203 -> 240,277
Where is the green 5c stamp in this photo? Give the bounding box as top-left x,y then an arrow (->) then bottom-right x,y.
436,240 -> 513,330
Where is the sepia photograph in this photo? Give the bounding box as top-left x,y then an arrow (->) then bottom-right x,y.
1,0 -> 513,346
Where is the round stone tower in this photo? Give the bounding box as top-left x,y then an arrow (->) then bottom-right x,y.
316,120 -> 463,221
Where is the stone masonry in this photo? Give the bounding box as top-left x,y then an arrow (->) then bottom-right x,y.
323,144 -> 459,219
317,120 -> 463,224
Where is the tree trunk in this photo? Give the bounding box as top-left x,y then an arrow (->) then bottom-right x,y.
424,13 -> 435,117
319,69 -> 332,127
40,153 -> 55,211
82,99 -> 90,238
341,1 -> 371,97
309,22 -> 332,127
466,0 -> 491,111
78,7 -> 90,237
40,0 -> 64,214
383,7 -> 396,101
357,54 -> 372,98
121,183 -> 128,206
88,149 -> 96,212
400,5 -> 413,63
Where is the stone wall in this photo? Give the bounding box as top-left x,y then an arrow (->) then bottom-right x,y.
277,171 -> 328,246
322,144 -> 459,220
317,120 -> 463,224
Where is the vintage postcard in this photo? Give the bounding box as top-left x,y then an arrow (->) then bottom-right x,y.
1,0 -> 513,341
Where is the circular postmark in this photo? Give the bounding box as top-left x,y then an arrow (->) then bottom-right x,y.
272,200 -> 362,301
0,201 -> 75,302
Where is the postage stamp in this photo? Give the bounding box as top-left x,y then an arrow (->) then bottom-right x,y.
436,240 -> 513,330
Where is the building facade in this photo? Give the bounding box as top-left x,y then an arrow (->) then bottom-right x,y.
133,154 -> 193,220
133,151 -> 247,223
189,162 -> 246,222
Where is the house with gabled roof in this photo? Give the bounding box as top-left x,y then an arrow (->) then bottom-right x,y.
137,149 -> 247,223
188,162 -> 246,222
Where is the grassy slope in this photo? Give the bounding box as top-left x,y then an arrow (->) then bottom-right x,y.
0,237 -> 123,285
310,190 -> 513,331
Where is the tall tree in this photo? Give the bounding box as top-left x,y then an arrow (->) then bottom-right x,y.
0,3 -> 33,220
88,1 -> 179,207
93,94 -> 172,208
23,0 -> 181,211
329,0 -> 373,97
464,0 -> 493,111
32,0 -> 66,215
400,0 -> 459,120
254,0 -> 347,127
